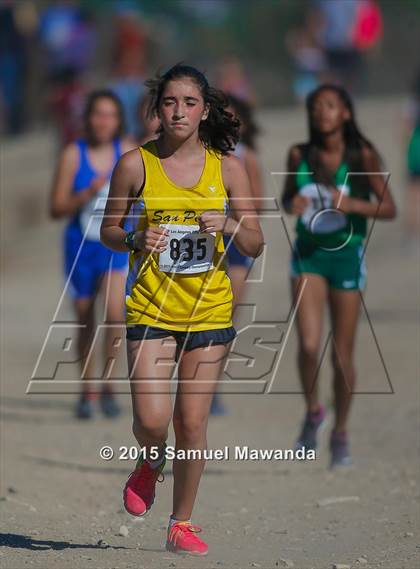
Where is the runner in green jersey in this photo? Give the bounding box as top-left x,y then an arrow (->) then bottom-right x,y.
282,84 -> 396,468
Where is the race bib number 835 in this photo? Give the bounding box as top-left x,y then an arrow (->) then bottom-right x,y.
158,224 -> 215,274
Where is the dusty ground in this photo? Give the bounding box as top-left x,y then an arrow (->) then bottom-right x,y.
1,98 -> 419,569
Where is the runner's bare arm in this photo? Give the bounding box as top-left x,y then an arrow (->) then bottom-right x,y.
49,144 -> 104,219
244,148 -> 264,212
352,147 -> 397,219
222,154 -> 264,258
331,147 -> 397,218
281,145 -> 308,215
100,149 -> 145,252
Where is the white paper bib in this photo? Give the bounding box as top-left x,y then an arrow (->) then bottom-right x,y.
158,224 -> 215,274
300,183 -> 350,234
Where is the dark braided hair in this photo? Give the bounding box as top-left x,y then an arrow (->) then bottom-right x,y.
305,84 -> 382,197
146,64 -> 240,155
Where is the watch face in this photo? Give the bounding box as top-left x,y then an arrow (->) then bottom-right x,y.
125,233 -> 134,249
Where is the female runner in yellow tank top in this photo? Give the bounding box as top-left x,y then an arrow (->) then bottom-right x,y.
101,64 -> 264,556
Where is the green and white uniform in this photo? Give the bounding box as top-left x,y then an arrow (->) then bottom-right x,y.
407,125 -> 420,178
291,155 -> 370,290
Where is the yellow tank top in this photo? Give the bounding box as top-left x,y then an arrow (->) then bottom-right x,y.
126,141 -> 233,332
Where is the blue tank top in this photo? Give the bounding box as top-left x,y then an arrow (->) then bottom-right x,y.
67,138 -> 122,238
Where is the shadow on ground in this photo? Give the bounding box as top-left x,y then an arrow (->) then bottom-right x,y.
0,533 -> 129,551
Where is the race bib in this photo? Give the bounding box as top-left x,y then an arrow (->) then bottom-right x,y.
300,183 -> 349,234
79,181 -> 110,241
158,224 -> 215,274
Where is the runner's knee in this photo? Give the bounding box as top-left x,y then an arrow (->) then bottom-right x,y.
298,339 -> 320,361
173,414 -> 207,445
132,413 -> 169,442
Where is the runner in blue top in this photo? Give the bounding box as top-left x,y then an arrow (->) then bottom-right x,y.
50,89 -> 133,419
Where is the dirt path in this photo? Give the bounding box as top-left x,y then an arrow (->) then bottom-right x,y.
1,98 -> 418,569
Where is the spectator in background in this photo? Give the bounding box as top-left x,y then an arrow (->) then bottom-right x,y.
110,5 -> 148,140
0,2 -> 28,134
285,9 -> 327,102
312,0 -> 361,90
38,1 -> 96,145
47,67 -> 87,147
214,55 -> 256,105
311,0 -> 383,92
39,1 -> 96,78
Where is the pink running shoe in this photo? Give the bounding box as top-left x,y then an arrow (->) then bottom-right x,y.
123,454 -> 165,517
166,521 -> 208,556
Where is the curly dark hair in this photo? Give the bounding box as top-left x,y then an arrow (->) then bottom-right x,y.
145,64 -> 240,155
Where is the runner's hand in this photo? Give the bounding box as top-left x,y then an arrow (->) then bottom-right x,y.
198,210 -> 227,233
290,195 -> 309,215
137,227 -> 168,252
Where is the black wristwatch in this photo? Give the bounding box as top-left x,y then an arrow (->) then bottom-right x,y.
124,231 -> 137,251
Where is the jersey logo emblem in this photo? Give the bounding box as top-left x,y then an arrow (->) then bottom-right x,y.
209,185 -> 216,192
